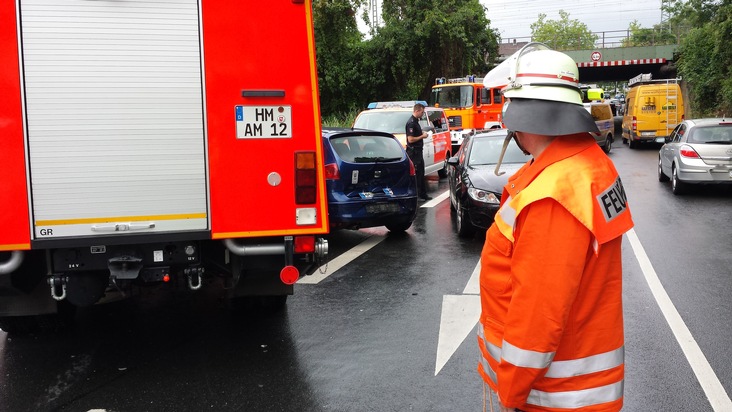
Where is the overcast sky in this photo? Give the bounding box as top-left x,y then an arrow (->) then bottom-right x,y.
479,0 -> 664,40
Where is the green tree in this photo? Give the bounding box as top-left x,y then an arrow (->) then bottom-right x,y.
312,0 -> 498,117
378,0 -> 498,100
312,0 -> 369,117
529,10 -> 597,50
622,20 -> 677,47
668,0 -> 732,115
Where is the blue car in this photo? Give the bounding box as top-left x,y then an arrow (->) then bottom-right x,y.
322,128 -> 418,232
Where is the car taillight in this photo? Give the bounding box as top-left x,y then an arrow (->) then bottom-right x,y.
408,158 -> 416,176
324,163 -> 340,180
295,152 -> 317,204
632,116 -> 637,132
294,235 -> 315,253
679,145 -> 700,158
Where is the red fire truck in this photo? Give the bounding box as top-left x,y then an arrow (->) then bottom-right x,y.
0,1 -> 328,332
429,76 -> 506,152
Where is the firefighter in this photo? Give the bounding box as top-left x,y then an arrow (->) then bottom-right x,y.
405,103 -> 432,200
477,43 -> 634,412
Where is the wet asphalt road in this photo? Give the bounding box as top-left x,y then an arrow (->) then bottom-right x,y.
1,132 -> 731,412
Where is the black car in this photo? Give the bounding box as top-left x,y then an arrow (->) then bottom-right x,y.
446,129 -> 531,237
322,127 -> 418,232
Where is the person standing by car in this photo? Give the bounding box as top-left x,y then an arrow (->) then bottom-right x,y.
477,43 -> 634,412
405,102 -> 432,200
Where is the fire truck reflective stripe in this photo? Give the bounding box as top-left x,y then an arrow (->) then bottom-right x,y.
527,381 -> 624,409
35,213 -> 207,227
304,0 -> 329,228
212,227 -> 326,239
501,340 -> 555,369
544,346 -> 624,378
0,244 -> 31,251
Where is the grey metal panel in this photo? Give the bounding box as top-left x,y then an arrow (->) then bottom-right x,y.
20,0 -> 208,239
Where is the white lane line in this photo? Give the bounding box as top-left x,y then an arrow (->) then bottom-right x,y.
297,235 -> 385,284
421,190 -> 449,208
463,259 -> 481,295
627,229 -> 732,411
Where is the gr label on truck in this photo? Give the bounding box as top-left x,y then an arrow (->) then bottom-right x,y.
236,105 -> 292,138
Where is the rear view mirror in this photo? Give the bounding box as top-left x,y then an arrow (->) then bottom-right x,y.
447,156 -> 459,166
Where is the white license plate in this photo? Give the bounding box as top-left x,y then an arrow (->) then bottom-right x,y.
640,131 -> 656,137
235,105 -> 292,138
365,203 -> 400,214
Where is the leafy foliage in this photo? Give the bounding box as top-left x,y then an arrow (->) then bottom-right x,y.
669,0 -> 732,115
529,10 -> 597,50
622,20 -> 677,47
312,0 -> 498,119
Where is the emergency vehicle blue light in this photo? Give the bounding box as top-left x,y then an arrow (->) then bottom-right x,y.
368,100 -> 429,109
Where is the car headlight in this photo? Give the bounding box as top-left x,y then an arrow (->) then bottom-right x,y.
468,187 -> 500,204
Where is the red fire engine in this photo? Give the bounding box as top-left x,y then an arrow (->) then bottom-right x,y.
429,76 -> 506,152
0,1 -> 328,332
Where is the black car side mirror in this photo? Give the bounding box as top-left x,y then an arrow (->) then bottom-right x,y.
447,156 -> 459,166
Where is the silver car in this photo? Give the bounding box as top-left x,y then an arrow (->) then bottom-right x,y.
657,118 -> 732,194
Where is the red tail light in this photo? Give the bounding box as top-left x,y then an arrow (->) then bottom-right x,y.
295,152 -> 317,204
632,116 -> 637,132
408,158 -> 416,176
679,145 -> 700,158
324,163 -> 340,180
294,236 -> 315,253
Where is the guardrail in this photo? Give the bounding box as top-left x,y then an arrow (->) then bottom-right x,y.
499,29 -> 678,51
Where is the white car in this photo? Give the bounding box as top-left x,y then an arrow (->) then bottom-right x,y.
352,102 -> 452,177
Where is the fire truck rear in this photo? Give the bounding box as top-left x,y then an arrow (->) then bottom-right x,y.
0,1 -> 328,332
429,76 -> 506,152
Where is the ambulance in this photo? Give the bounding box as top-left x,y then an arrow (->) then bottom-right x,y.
0,1 -> 328,332
622,73 -> 684,148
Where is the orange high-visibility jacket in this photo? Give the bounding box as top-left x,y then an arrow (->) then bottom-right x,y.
477,134 -> 634,412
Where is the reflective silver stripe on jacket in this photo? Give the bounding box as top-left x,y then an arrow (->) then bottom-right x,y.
527,380 -> 624,409
502,340 -> 554,369
544,346 -> 624,378
478,329 -> 499,384
497,196 -> 516,227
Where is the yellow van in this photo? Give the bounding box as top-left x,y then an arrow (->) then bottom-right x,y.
621,74 -> 684,149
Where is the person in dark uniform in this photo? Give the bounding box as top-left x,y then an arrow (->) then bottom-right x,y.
405,103 -> 432,200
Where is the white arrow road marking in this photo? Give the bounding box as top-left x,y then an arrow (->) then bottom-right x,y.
435,260 -> 481,376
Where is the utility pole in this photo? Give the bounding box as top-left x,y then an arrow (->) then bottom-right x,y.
369,0 -> 379,37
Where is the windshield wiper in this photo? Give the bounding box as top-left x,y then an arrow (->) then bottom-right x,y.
702,140 -> 732,145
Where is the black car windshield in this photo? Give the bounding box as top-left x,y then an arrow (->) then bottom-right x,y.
468,136 -> 531,166
331,135 -> 403,163
688,126 -> 732,144
429,85 -> 473,108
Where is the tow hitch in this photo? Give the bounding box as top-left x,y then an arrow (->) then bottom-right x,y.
47,275 -> 68,301
185,267 -> 204,290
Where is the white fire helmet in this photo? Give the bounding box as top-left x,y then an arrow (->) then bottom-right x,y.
485,42 -> 583,105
